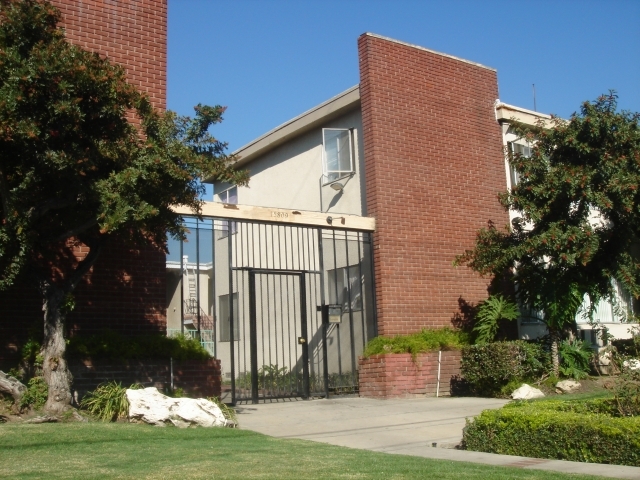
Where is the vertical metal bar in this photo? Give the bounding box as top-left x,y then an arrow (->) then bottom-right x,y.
299,274 -> 310,399
196,221 -> 201,335
368,232 -> 379,337
332,229 -> 343,377
180,237 -> 184,336
317,228 -> 329,399
344,231 -> 357,384
211,219 -> 217,358
249,272 -> 259,404
228,223 -> 236,405
357,231 -> 366,348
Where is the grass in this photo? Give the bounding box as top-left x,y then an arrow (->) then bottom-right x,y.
0,423 -> 606,479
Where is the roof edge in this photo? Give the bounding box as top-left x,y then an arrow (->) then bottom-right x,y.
361,32 -> 496,72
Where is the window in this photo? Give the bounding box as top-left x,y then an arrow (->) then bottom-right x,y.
219,293 -> 239,341
217,186 -> 237,236
323,128 -> 354,183
328,265 -> 362,312
508,142 -> 531,187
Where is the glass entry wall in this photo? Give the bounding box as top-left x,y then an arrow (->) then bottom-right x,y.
166,216 -> 376,404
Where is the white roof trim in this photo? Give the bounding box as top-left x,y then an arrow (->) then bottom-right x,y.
495,102 -> 552,127
362,32 -> 496,72
217,85 -> 360,175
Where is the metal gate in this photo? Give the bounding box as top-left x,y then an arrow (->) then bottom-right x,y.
166,215 -> 376,405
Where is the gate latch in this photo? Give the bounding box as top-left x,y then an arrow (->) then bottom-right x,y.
298,337 -> 306,344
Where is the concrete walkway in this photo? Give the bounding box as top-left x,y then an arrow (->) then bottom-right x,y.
237,396 -> 640,479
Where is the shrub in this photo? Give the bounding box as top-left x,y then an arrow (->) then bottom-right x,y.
460,341 -> 550,397
559,339 -> 593,379
462,401 -> 640,466
363,327 -> 470,359
473,295 -> 519,344
80,381 -> 142,422
67,331 -> 210,361
18,376 -> 48,411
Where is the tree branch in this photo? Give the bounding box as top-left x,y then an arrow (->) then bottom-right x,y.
31,198 -> 75,219
64,235 -> 106,292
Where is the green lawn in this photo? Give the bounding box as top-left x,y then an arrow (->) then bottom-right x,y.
0,423 -> 604,479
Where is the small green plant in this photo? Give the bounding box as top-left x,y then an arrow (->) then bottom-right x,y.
363,327 -> 470,359
208,396 -> 237,425
608,370 -> 640,417
558,339 -> 593,380
473,295 -> 519,344
18,376 -> 48,411
80,381 -> 142,421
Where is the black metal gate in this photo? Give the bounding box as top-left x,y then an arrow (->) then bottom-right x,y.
166,217 -> 376,405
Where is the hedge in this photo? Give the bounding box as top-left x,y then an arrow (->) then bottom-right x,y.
363,327 -> 470,359
462,402 -> 640,466
460,341 -> 549,397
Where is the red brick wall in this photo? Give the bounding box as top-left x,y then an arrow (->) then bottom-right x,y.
69,358 -> 222,400
53,0 -> 167,110
0,1 -> 168,365
358,351 -> 461,398
358,34 -> 509,335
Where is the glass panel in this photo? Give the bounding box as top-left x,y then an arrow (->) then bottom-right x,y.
323,129 -> 352,182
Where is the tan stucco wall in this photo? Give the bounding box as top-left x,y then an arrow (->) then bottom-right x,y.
215,107 -> 366,217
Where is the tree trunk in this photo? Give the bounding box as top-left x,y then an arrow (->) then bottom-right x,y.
42,287 -> 73,414
550,330 -> 560,378
0,371 -> 26,402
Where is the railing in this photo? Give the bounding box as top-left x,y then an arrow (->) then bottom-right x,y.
167,328 -> 215,356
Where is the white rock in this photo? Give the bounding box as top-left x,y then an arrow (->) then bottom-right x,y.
555,379 -> 581,394
510,383 -> 545,400
623,359 -> 640,371
126,387 -> 227,428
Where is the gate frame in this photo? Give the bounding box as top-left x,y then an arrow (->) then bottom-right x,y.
171,202 -> 377,405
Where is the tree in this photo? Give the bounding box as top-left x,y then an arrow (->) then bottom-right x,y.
456,92 -> 640,375
0,1 -> 248,413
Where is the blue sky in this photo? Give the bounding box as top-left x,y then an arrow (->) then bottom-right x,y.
168,0 -> 639,155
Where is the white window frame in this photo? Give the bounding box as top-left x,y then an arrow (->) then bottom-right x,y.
322,128 -> 354,185
216,186 -> 237,237
507,141 -> 532,188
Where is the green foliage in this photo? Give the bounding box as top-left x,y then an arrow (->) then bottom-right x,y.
207,396 -> 237,425
18,376 -> 47,411
80,381 -> 141,421
363,328 -> 470,359
462,399 -> 640,466
473,295 -> 519,344
455,92 -> 640,336
0,0 -> 249,291
558,339 -> 593,379
460,341 -> 550,397
607,370 -> 640,417
66,331 -> 211,361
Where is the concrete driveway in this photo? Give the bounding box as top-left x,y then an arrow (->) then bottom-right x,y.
236,396 -> 640,479
236,396 -> 508,452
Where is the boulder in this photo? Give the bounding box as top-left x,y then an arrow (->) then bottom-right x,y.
126,387 -> 227,428
510,383 -> 545,400
555,379 -> 581,394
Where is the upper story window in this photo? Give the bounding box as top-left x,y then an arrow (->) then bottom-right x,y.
323,128 -> 354,183
217,186 -> 237,236
508,142 -> 531,187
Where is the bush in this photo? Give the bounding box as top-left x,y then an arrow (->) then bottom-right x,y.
460,341 -> 550,397
363,328 -> 470,359
67,331 -> 210,361
18,376 -> 48,411
462,401 -> 640,466
559,339 -> 593,379
473,295 -> 519,344
80,381 -> 142,421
